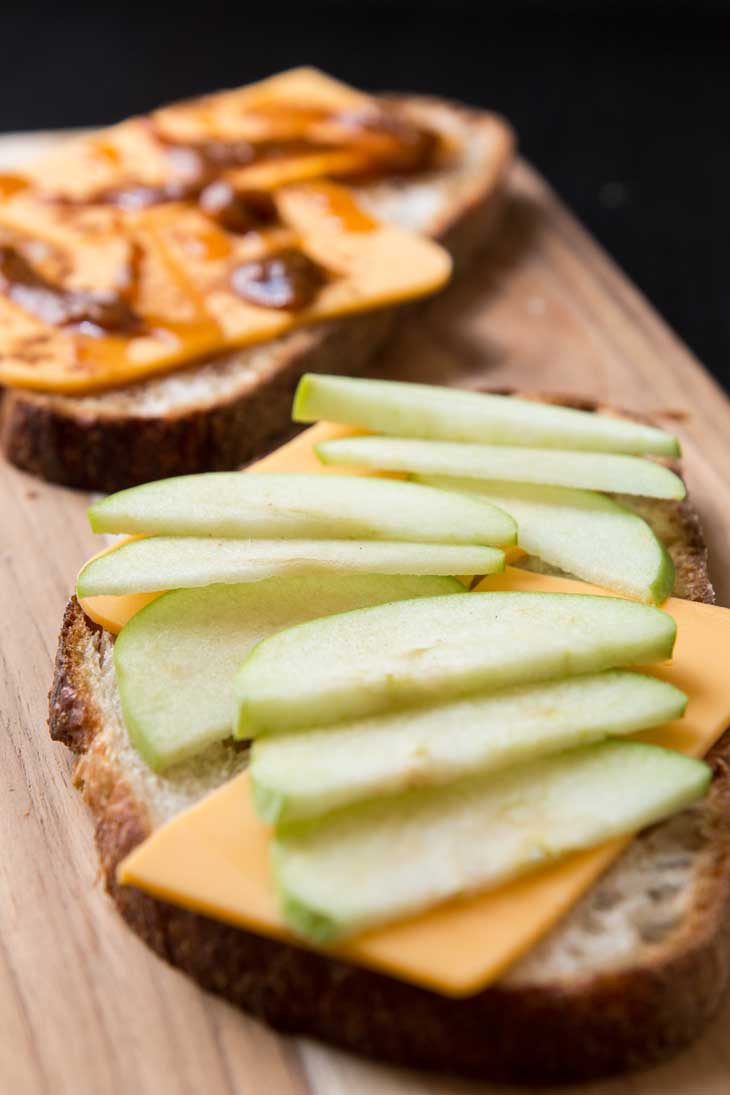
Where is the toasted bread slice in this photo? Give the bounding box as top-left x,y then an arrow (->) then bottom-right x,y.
47,396 -> 726,1085
2,97 -> 513,491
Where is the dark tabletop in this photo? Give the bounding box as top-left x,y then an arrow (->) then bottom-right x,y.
4,1 -> 728,388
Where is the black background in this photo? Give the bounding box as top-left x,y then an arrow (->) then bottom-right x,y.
3,1 -> 729,387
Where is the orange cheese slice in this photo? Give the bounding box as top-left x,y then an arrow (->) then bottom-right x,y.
151,68 -> 371,146
19,117 -> 172,201
225,149 -> 375,193
118,568 -> 730,996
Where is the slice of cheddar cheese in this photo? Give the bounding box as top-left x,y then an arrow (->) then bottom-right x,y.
151,68 -> 371,147
226,149 -> 375,193
19,117 -> 173,203
118,568 -> 730,996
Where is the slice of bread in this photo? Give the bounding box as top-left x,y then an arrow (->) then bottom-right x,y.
1,97 -> 513,492
47,396 -> 727,1085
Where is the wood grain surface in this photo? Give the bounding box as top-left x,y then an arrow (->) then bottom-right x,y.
2,131 -> 730,1095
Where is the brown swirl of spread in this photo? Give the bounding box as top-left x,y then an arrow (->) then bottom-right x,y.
230,248 -> 328,310
70,139 -> 281,224
332,109 -> 439,175
164,138 -> 256,174
0,245 -> 140,333
198,181 -> 277,234
56,106 -> 439,215
85,181 -> 189,212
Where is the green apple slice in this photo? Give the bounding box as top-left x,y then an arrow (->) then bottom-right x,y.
273,740 -> 709,942
316,437 -> 685,500
418,476 -> 675,603
293,374 -> 680,457
114,574 -> 462,771
77,537 -> 503,597
250,671 -> 687,823
234,591 -> 676,737
88,472 -> 516,547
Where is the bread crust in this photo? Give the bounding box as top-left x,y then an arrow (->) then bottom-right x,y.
47,400 -> 727,1084
2,98 -> 513,491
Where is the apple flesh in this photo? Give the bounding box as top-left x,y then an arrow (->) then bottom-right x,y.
77,537 -> 504,597
250,670 -> 687,823
316,436 -> 686,500
114,574 -> 463,771
234,591 -> 677,737
88,472 -> 516,547
273,739 -> 709,942
293,373 -> 681,457
418,476 -> 675,603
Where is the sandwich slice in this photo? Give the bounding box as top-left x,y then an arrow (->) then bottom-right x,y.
48,392 -> 730,1086
0,68 -> 514,490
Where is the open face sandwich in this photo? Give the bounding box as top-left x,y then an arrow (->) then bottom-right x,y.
49,376 -> 730,1086
0,69 -> 513,490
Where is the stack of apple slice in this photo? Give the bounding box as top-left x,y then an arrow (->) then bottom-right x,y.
234,591 -> 708,943
78,473 -> 516,597
294,374 -> 684,603
80,473 -> 517,771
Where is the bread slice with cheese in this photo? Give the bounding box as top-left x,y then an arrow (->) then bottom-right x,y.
47,394 -> 729,1086
1,94 -> 513,492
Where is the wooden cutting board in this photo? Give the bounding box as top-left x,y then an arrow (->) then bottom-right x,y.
2,130 -> 730,1095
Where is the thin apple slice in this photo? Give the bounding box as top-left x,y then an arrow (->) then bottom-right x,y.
250,671 -> 687,823
77,537 -> 503,597
115,574 -> 462,771
234,591 -> 676,737
273,740 -> 709,942
87,472 -> 516,546
316,437 -> 685,500
293,374 -> 680,456
418,476 -> 675,603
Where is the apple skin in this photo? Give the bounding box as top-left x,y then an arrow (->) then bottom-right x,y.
87,471 -> 517,548
76,537 -> 505,598
293,373 -> 681,457
249,670 -> 687,824
234,591 -> 677,739
114,574 -> 463,772
416,475 -> 676,605
315,437 -> 686,501
272,740 -> 709,944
